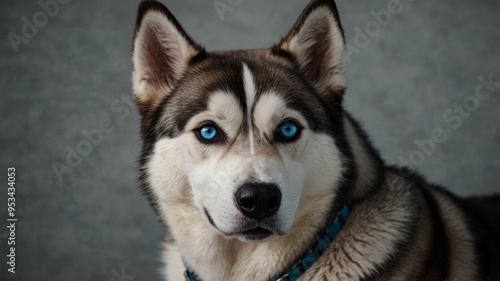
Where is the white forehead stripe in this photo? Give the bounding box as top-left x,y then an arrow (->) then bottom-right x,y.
243,63 -> 256,155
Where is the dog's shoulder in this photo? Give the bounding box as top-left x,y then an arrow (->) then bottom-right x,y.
382,167 -> 500,280
308,167 -> 480,281
300,169 -> 422,280
463,194 -> 500,280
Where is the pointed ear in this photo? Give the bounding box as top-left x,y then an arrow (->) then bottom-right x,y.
274,0 -> 346,97
132,0 -> 204,108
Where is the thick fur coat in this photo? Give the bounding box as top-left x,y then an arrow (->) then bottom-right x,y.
131,0 -> 500,280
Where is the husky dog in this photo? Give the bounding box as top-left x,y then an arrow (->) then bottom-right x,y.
131,0 -> 500,280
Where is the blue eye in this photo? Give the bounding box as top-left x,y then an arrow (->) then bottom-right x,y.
198,124 -> 218,141
279,121 -> 298,139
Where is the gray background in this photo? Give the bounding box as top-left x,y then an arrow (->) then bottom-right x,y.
0,0 -> 499,280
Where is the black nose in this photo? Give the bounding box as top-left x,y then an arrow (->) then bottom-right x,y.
235,183 -> 281,221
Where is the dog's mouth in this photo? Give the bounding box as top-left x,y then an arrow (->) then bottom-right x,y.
240,227 -> 273,240
204,208 -> 278,241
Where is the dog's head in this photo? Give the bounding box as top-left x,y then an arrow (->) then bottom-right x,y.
132,0 -> 350,242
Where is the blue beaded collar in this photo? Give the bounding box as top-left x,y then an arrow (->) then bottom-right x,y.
184,199 -> 352,281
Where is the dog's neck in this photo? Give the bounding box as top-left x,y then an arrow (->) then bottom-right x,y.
181,199 -> 352,281
342,112 -> 385,201
171,189 -> 342,280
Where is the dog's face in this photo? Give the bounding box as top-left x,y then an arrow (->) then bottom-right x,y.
133,0 -> 349,242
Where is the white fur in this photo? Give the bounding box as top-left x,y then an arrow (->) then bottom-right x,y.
243,63 -> 256,156
162,243 -> 185,280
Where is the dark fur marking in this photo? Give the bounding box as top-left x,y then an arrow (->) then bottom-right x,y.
418,187 -> 450,280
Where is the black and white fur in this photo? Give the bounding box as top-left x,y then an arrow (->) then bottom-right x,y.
131,0 -> 500,280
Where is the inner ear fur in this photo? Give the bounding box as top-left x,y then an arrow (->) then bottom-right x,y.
132,0 -> 204,109
273,0 -> 346,98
